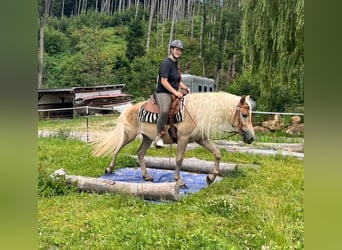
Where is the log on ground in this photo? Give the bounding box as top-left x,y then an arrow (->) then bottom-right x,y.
132,156 -> 238,176
51,168 -> 180,201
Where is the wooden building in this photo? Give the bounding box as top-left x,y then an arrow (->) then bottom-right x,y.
38,84 -> 133,119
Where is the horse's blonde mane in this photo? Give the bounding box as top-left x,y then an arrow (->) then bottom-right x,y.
185,91 -> 241,137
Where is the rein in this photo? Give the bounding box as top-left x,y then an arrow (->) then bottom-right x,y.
217,130 -> 239,140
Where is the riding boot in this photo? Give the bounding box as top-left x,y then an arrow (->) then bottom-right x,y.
154,131 -> 166,148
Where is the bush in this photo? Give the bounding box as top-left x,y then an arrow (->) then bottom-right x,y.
38,165 -> 78,198
228,68 -> 261,104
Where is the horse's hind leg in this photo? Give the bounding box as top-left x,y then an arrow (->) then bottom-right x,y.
105,133 -> 137,174
105,154 -> 118,174
196,138 -> 221,185
137,135 -> 153,181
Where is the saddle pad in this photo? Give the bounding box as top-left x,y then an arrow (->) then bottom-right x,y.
138,98 -> 185,124
138,104 -> 184,124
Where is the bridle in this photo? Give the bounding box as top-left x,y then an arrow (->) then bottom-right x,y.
221,102 -> 251,139
233,102 -> 251,131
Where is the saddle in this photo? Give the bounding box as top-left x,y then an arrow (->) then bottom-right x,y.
143,94 -> 182,116
141,94 -> 184,143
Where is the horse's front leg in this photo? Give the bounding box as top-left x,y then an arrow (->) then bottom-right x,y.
137,135 -> 153,181
175,138 -> 189,189
196,138 -> 221,185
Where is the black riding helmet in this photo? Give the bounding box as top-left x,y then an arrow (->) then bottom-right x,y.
170,40 -> 184,50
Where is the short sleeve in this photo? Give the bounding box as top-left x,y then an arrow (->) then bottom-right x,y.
159,61 -> 170,78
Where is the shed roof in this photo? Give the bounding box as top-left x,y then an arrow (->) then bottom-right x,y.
38,84 -> 126,94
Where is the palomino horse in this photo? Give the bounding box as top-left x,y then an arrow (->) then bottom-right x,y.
92,92 -> 255,188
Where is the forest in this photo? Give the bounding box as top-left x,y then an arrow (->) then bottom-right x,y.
38,0 -> 304,112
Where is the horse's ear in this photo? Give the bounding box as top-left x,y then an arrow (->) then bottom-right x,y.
240,95 -> 246,104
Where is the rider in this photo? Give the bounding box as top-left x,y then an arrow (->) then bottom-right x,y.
154,39 -> 190,148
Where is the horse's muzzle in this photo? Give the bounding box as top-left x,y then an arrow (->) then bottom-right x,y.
240,130 -> 254,144
245,137 -> 254,144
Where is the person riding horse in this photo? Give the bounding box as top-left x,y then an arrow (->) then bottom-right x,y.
154,39 -> 190,148
93,92 -> 255,188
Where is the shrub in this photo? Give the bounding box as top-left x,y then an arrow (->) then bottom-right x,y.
38,165 -> 77,197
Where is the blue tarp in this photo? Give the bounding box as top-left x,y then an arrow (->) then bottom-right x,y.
100,167 -> 222,198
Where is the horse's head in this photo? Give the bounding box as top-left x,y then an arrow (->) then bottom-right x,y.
233,95 -> 255,144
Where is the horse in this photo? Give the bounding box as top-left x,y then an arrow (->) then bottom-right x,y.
92,91 -> 255,188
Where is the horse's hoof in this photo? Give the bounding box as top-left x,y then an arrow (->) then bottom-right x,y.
143,176 -> 154,182
105,168 -> 112,174
206,176 -> 213,185
177,180 -> 188,189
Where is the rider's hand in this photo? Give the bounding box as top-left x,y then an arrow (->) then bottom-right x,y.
175,91 -> 184,99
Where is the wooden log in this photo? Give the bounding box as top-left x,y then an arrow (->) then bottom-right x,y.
132,156 -> 238,176
51,169 -> 180,201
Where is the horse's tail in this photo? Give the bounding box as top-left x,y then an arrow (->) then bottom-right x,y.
92,116 -> 126,157
91,102 -> 143,157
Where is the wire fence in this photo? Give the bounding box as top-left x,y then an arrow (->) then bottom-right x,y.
37,106 -> 115,112
38,105 -> 304,142
38,106 -> 304,117
252,111 -> 304,116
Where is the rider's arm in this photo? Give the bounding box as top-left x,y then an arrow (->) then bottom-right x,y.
179,81 -> 191,94
161,77 -> 183,98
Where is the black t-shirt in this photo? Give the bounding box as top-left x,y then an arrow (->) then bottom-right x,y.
156,57 -> 181,93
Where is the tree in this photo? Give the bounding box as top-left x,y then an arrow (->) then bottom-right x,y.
38,0 -> 51,89
168,0 -> 182,55
240,0 -> 304,111
126,18 -> 145,60
43,25 -> 122,87
126,56 -> 159,99
146,0 -> 157,54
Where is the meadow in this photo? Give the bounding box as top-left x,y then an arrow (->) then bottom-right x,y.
38,115 -> 304,249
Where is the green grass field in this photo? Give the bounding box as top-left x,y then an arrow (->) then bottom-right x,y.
38,128 -> 304,249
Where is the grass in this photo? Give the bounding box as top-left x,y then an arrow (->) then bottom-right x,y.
38,114 -> 119,132
38,134 -> 304,249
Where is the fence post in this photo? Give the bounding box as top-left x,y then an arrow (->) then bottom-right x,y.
86,106 -> 89,142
